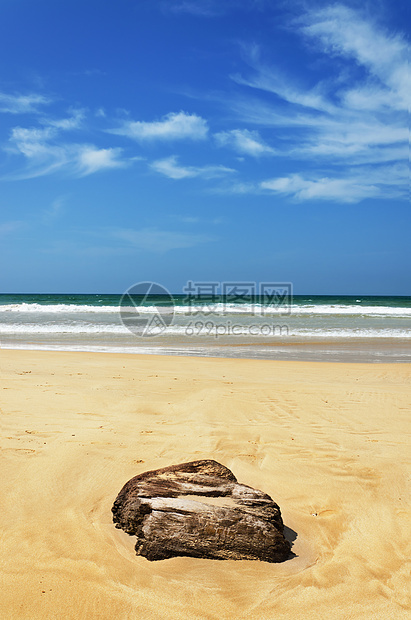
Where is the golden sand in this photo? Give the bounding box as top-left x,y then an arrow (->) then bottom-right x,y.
1,350 -> 410,619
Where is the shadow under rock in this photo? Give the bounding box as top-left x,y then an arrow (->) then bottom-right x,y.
283,525 -> 298,559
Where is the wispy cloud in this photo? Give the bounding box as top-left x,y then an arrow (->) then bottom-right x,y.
228,4 -> 409,202
42,196 -> 66,223
260,174 -> 379,203
299,5 -> 409,113
0,91 -> 51,114
150,155 -> 235,179
111,226 -> 215,252
9,126 -> 56,158
43,108 -> 85,131
231,45 -> 334,114
163,0 -> 269,17
230,96 -> 408,165
0,220 -> 25,237
44,228 -> 215,256
76,146 -> 126,176
166,0 -> 218,16
223,159 -> 408,203
110,111 -> 208,142
214,128 -> 274,156
173,214 -> 224,225
6,125 -> 68,177
5,119 -> 128,179
0,5 -> 407,207
222,160 -> 409,203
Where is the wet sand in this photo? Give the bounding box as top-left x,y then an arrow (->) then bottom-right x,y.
1,350 -> 410,619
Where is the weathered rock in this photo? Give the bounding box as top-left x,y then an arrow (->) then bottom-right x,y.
112,459 -> 291,562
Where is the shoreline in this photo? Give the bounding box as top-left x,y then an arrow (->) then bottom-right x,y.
2,350 -> 410,618
2,292 -> 410,365
1,337 -> 410,363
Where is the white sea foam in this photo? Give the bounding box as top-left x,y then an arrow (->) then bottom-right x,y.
1,295 -> 409,361
1,302 -> 410,318
0,323 -> 128,334
287,304 -> 411,317
0,303 -> 123,314
1,322 -> 410,339
288,328 -> 411,339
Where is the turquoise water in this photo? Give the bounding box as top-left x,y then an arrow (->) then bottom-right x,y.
1,292 -> 410,309
1,293 -> 410,362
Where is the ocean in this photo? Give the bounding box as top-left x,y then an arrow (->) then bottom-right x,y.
1,293 -> 410,362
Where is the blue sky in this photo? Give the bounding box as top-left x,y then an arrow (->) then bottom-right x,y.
0,0 -> 409,294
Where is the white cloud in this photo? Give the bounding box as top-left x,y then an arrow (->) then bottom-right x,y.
232,63 -> 334,115
5,125 -> 70,177
151,156 -> 194,179
235,18 -> 408,126
222,161 -> 407,202
260,174 -> 379,203
341,85 -> 398,112
0,92 -> 51,114
300,5 -> 409,112
6,111 -> 86,171
111,111 -> 208,142
349,163 -> 408,190
111,227 -> 214,252
6,124 -> 127,179
9,126 -> 57,159
77,146 -> 126,175
150,155 -> 235,179
227,4 -> 409,202
44,109 -> 85,130
216,181 -> 256,194
214,128 -> 274,156
231,97 -> 407,164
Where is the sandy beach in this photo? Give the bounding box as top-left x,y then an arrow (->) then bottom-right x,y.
1,349 -> 410,619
